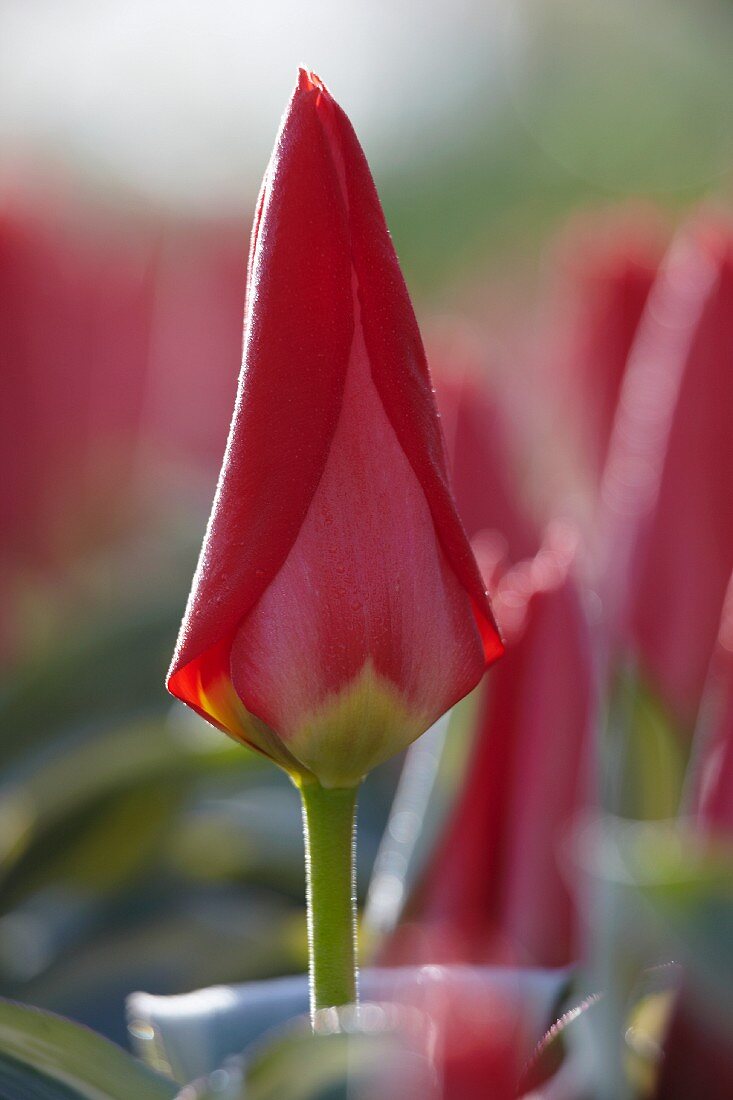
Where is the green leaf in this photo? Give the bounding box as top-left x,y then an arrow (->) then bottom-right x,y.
0,998 -> 176,1100
604,668 -> 688,821
176,1010 -> 427,1100
243,1022 -> 407,1100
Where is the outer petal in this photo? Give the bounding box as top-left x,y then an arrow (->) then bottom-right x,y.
230,310 -> 487,787
322,92 -> 503,667
167,79 -> 354,747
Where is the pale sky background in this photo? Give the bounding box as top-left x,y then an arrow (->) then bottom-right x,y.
0,0 -> 731,213
0,0 -> 511,211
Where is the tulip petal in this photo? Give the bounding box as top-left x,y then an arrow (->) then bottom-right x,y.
323,94 -> 503,666
168,80 -> 354,736
230,317 -> 487,787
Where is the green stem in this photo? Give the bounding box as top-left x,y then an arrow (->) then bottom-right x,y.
300,781 -> 359,1022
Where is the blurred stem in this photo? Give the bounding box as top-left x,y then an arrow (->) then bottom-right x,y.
300,781 -> 359,1023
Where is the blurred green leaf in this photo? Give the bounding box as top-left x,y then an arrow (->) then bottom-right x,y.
174,1003 -> 433,1100
243,1020 -> 415,1100
604,668 -> 688,821
0,998 -> 176,1100
616,824 -> 733,1022
0,603 -> 178,762
572,815 -> 733,1097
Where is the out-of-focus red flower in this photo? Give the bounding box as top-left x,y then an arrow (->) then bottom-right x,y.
0,197 -> 155,568
167,71 -> 503,788
369,966 -> 559,1100
600,218 -> 733,729
548,212 -> 661,480
389,523 -> 593,968
417,973 -> 534,1100
432,358 -> 538,564
143,221 -> 246,479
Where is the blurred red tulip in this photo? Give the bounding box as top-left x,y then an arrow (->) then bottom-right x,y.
417,973 -> 534,1100
548,212 -> 661,479
0,193 -> 157,654
168,71 -> 502,788
600,218 -> 733,729
371,966 -> 561,1100
390,523 -> 593,967
432,362 -> 538,564
144,221 -> 246,479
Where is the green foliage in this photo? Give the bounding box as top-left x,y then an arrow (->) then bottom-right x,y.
604,666 -> 688,821
0,998 -> 176,1100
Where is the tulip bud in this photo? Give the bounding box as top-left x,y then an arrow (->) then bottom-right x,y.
549,211 -> 661,479
432,357 -> 538,564
167,71 -> 502,789
600,219 -> 733,730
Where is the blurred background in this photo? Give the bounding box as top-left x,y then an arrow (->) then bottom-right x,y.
1,0 -> 733,1063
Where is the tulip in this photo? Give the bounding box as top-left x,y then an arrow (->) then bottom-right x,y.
432,358 -> 538,564
548,211 -> 661,480
167,71 -> 502,1016
387,523 -> 593,969
600,218 -> 733,731
1,193 -> 155,657
167,70 -> 501,789
145,221 -> 245,475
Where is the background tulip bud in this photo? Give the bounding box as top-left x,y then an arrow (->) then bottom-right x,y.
600,220 -> 733,731
387,523 -> 593,969
167,71 -> 502,789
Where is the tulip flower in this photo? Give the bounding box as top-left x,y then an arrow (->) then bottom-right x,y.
432,358 -> 538,564
548,211 -> 661,479
600,218 -> 733,731
387,523 -> 593,969
145,221 -> 245,474
167,71 -> 502,1016
1,194 -> 155,655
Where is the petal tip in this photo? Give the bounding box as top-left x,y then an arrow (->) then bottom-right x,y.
297,68 -> 328,95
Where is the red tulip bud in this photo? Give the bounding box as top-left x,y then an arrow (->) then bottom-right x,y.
600,218 -> 733,728
549,210 -> 661,478
167,72 -> 502,788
